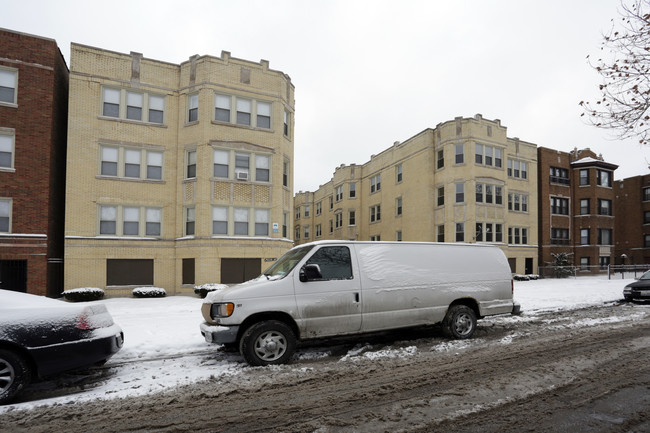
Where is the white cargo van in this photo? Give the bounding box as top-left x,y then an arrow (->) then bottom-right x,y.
200,241 -> 520,366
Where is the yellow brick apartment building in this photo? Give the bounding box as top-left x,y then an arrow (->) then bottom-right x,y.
65,44 -> 295,294
294,114 -> 538,275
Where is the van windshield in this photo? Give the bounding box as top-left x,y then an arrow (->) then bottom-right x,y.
263,245 -> 314,279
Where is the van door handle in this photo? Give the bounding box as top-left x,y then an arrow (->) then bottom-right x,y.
354,292 -> 359,303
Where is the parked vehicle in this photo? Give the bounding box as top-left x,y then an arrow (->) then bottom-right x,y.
0,290 -> 124,404
623,270 -> 650,301
201,241 -> 520,366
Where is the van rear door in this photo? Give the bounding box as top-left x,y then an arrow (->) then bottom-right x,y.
293,245 -> 362,337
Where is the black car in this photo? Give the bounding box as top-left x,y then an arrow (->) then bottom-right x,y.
0,289 -> 124,404
623,270 -> 650,301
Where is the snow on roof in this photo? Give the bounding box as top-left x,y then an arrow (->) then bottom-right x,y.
570,156 -> 600,164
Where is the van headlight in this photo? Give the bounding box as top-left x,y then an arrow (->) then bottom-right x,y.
210,303 -> 235,318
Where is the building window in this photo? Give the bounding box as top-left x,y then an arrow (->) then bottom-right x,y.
580,228 -> 590,245
644,210 -> 650,224
303,225 -> 310,240
579,169 -> 589,186
100,146 -> 162,180
551,197 -> 569,215
235,153 -> 250,179
475,144 -> 502,168
149,95 -> 164,124
476,183 -> 503,205
455,144 -> 464,164
335,213 -> 343,228
349,183 -> 356,198
188,93 -> 198,123
215,94 -> 231,122
598,199 -> 612,216
508,227 -> 528,245
580,257 -> 590,271
255,209 -> 269,236
349,210 -> 356,226
329,220 -> 333,233
99,205 -> 117,235
336,185 -> 343,201
316,224 -> 322,237
580,199 -> 590,215
437,224 -> 444,242
370,174 -> 381,193
283,212 -> 288,238
599,256 -> 610,269
475,222 -> 483,242
213,150 -> 229,178
598,228 -> 612,245
475,222 -> 500,242
644,187 -> 650,201
304,205 -> 310,218
284,111 -> 290,137
124,149 -> 141,178
396,164 -> 403,183
456,222 -> 464,242
145,208 -> 161,236
508,159 -> 528,180
396,197 -> 402,216
495,224 -> 503,242
186,150 -> 197,179
212,206 -> 228,235
236,98 -> 251,126
283,159 -> 289,187
370,235 -> 381,241
122,207 -> 139,235
396,231 -> 402,241
295,226 -> 300,240
234,208 -> 248,235
0,198 -> 11,232
257,102 -> 271,129
185,207 -> 195,236
456,183 -> 465,203
0,132 -> 13,169
551,228 -> 570,245
102,88 -> 120,117
370,205 -> 381,223
329,196 -> 333,210
597,170 -> 612,187
126,92 -> 143,121
550,167 -> 570,185
0,68 -> 17,104
255,155 -> 270,182
437,186 -> 445,206
437,149 -> 444,169
645,234 -> 650,248
316,202 -> 322,216
295,207 -> 300,220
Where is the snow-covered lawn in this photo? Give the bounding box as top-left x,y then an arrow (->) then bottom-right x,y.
0,276 -> 638,412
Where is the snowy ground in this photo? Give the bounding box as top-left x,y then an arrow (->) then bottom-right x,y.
0,275 -> 638,413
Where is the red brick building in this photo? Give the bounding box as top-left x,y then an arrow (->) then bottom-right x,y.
538,147 -> 618,274
0,28 -> 68,296
614,174 -> 650,265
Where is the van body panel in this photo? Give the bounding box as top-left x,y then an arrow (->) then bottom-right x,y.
201,241 -> 518,348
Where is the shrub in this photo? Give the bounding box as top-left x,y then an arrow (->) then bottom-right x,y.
526,274 -> 540,280
513,274 -> 530,281
63,287 -> 105,302
132,287 -> 166,298
194,283 -> 228,298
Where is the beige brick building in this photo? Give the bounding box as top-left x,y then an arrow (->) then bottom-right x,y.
65,44 -> 295,295
294,114 -> 538,274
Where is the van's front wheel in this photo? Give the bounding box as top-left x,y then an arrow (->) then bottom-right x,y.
442,305 -> 476,339
240,320 -> 296,366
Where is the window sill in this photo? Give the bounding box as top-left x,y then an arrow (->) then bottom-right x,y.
0,101 -> 17,109
98,115 -> 167,128
0,167 -> 16,173
211,119 -> 273,133
96,175 -> 165,184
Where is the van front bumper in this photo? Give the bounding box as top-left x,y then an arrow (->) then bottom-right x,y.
200,322 -> 239,344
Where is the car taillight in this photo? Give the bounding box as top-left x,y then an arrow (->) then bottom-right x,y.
76,313 -> 92,330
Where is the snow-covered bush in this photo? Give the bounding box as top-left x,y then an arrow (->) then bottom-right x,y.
513,274 -> 530,281
194,283 -> 228,298
63,287 -> 105,302
132,287 -> 166,298
526,274 -> 540,280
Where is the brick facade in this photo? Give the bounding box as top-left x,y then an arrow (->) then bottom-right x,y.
0,28 -> 68,296
537,147 -> 617,273
614,174 -> 650,264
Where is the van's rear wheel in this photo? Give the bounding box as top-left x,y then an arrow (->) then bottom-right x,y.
239,320 -> 296,366
442,305 -> 476,339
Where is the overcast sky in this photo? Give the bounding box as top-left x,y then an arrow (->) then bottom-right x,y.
3,0 -> 650,192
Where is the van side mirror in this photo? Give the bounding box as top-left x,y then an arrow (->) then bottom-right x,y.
299,264 -> 322,282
